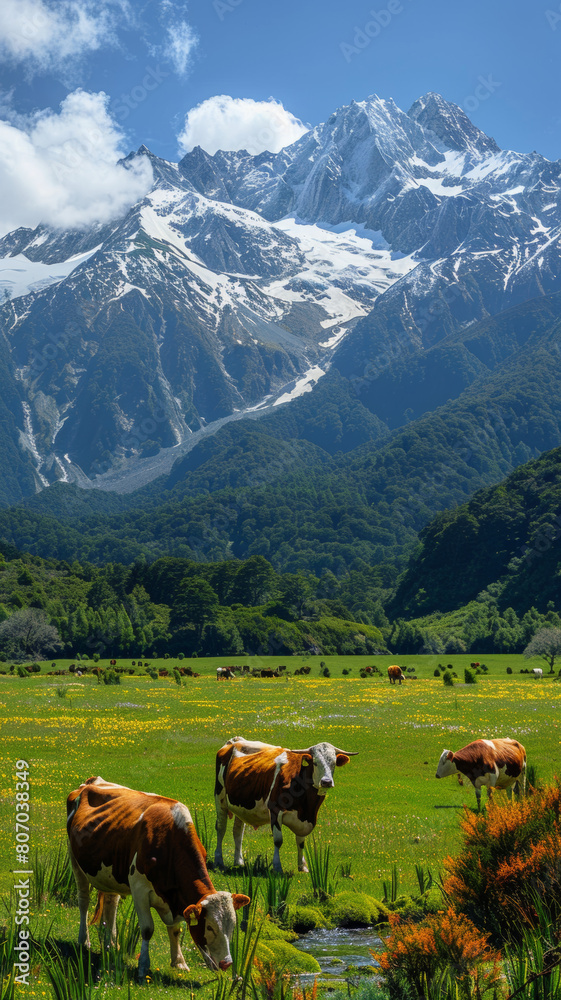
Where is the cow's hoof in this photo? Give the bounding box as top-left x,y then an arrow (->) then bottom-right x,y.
298,863 -> 309,873
172,961 -> 190,971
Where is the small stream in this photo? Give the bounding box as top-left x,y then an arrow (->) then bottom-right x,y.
293,926 -> 383,983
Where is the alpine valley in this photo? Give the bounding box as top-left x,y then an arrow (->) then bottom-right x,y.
1,90 -> 561,606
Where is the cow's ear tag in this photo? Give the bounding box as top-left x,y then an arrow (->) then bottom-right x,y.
184,903 -> 202,925
301,758 -> 310,767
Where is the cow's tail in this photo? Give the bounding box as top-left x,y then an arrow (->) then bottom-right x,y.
90,892 -> 105,926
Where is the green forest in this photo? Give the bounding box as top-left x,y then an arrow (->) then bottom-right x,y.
0,438 -> 559,661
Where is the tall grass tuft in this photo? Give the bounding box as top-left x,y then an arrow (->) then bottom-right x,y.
229,895 -> 263,999
504,893 -> 561,999
415,863 -> 433,895
338,859 -> 353,879
224,867 -> 256,933
0,920 -> 16,1000
212,971 -> 233,1000
33,843 -> 76,906
115,897 -> 141,957
193,807 -> 215,857
39,934 -> 133,996
39,942 -> 93,1000
526,762 -> 540,791
262,870 -> 291,920
382,863 -> 399,904
307,839 -> 337,899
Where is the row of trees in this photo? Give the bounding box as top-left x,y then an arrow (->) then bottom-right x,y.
0,547 -> 560,663
0,552 -> 387,660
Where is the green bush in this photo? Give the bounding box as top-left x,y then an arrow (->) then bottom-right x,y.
506,666 -> 513,674
330,891 -> 389,927
443,670 -> 454,686
464,668 -> 477,684
16,665 -> 29,678
102,670 -> 120,686
256,939 -> 320,974
286,905 -> 326,933
433,668 -> 441,677
30,662 -> 41,673
92,653 -> 100,663
387,893 -> 427,921
419,885 -> 445,914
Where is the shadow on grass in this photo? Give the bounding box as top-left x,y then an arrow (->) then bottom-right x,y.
37,937 -> 210,990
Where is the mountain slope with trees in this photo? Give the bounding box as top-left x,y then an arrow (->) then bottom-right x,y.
1,291 -> 561,581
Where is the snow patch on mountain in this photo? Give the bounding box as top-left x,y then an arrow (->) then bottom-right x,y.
0,245 -> 101,300
273,365 -> 325,406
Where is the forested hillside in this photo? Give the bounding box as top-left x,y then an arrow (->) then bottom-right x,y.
0,547 -> 389,661
1,289 -> 561,579
0,440 -> 560,660
391,444 -> 561,619
386,445 -> 561,654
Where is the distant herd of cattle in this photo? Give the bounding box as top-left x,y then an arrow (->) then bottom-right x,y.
67,724 -> 527,981
216,664 -> 411,681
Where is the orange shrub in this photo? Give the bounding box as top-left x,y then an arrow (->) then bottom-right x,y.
374,908 -> 501,999
443,778 -> 561,941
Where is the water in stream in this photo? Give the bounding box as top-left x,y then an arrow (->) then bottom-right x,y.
294,926 -> 383,984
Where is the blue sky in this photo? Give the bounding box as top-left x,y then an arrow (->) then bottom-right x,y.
0,0 -> 559,233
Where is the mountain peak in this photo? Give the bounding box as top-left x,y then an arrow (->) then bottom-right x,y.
408,92 -> 500,156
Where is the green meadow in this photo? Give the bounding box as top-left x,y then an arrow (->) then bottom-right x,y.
1,653 -> 560,997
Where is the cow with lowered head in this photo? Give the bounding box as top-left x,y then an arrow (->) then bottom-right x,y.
214,737 -> 357,873
435,738 -> 526,810
67,777 -> 249,980
388,665 -> 405,685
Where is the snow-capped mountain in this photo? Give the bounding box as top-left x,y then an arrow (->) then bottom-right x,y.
0,91 -> 560,497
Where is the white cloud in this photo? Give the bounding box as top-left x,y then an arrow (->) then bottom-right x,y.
0,90 -> 153,235
177,95 -> 308,157
0,0 -> 127,76
161,21 -> 197,76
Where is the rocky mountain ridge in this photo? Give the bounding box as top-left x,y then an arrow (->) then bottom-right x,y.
0,90 -> 560,500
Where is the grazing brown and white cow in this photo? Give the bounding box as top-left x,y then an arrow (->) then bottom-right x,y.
67,777 -> 249,980
435,738 -> 526,810
388,665 -> 405,685
217,667 -> 235,680
214,737 -> 357,873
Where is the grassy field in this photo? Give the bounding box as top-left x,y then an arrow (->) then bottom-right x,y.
1,652 -> 560,996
